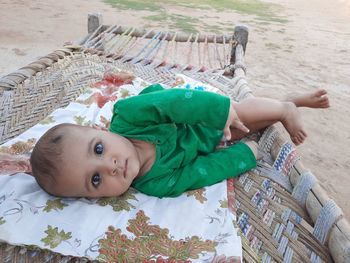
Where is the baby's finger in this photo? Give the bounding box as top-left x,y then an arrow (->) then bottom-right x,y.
234,121 -> 250,133
224,127 -> 231,141
92,124 -> 107,131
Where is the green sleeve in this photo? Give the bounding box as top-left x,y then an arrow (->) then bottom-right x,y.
133,142 -> 257,198
110,86 -> 230,132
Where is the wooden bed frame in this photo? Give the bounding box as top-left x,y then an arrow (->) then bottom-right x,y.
0,14 -> 349,263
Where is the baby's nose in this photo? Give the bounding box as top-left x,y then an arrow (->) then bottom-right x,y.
103,158 -> 117,176
111,158 -> 118,175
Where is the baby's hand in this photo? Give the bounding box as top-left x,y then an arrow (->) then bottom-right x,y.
223,102 -> 249,141
92,124 -> 108,131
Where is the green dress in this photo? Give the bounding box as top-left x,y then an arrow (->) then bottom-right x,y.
109,84 -> 256,197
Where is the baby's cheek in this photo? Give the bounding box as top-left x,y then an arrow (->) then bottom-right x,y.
114,183 -> 130,197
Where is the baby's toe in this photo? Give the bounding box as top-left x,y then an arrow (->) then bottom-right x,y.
316,89 -> 327,97
292,136 -> 300,145
301,130 -> 307,138
322,97 -> 330,107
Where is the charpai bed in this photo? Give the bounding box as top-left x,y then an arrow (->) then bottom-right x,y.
0,14 -> 349,263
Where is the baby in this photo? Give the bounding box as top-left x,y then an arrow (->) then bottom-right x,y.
30,84 -> 329,198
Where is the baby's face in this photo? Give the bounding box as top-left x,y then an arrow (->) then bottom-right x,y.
51,126 -> 141,198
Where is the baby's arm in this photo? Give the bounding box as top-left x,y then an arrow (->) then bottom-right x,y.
134,142 -> 257,198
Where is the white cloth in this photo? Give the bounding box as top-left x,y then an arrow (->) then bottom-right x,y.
0,73 -> 242,261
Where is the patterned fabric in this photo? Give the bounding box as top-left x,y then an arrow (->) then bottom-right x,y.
0,72 -> 242,261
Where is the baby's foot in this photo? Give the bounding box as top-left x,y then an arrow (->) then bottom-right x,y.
281,102 -> 307,145
287,89 -> 330,108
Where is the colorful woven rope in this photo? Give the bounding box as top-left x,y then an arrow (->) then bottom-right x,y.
313,199 -> 342,244
258,126 -> 278,154
292,171 -> 317,207
255,161 -> 293,193
273,142 -> 293,172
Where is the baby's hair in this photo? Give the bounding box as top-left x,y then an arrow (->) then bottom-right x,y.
30,123 -> 79,194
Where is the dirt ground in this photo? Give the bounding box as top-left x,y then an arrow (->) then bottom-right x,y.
0,0 -> 350,218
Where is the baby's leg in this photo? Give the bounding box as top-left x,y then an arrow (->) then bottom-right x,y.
231,98 -> 306,145
230,89 -> 329,145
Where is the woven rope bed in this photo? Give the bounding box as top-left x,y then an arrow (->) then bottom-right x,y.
1,14 -> 350,263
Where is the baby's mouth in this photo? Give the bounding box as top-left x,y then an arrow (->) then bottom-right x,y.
123,159 -> 128,178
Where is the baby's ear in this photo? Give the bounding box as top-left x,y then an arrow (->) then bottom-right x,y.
92,124 -> 108,131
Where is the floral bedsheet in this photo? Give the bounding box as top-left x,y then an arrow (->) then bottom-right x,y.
0,72 -> 242,262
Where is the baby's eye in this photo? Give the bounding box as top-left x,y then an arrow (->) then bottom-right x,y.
94,143 -> 104,155
91,173 -> 101,188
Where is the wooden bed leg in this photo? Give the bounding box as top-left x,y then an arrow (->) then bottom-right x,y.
225,25 -> 249,80
230,25 -> 249,66
85,13 -> 106,50
88,13 -> 103,34
224,25 -> 252,99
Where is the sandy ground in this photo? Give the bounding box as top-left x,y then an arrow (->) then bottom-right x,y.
0,0 -> 350,218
